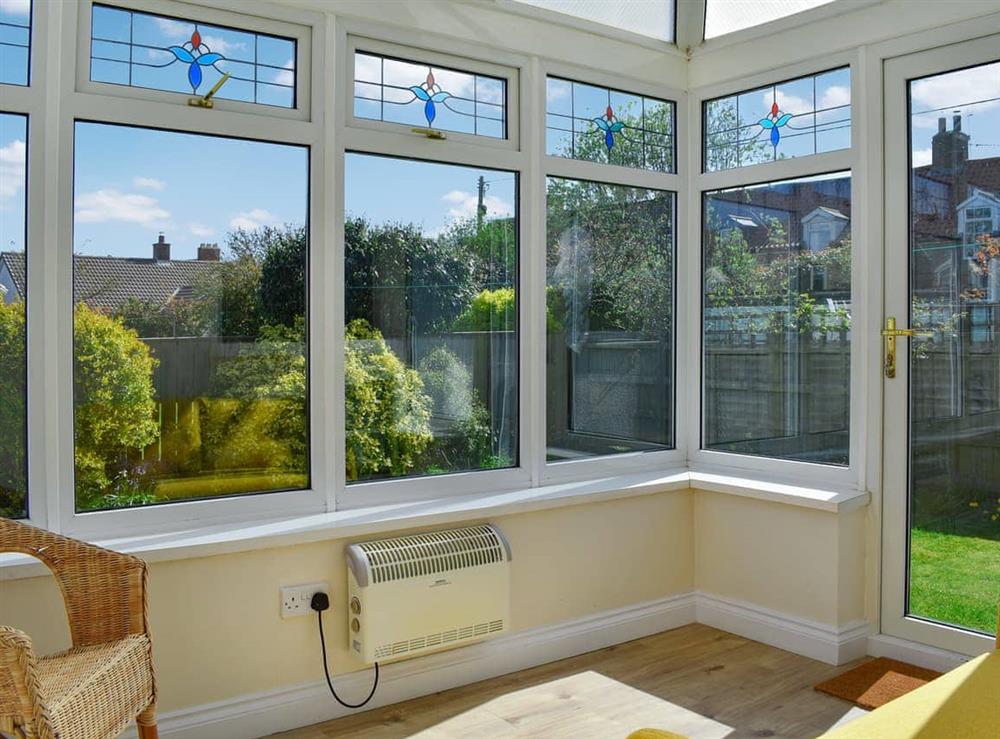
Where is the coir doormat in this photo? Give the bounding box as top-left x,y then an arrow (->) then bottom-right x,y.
814,657 -> 942,710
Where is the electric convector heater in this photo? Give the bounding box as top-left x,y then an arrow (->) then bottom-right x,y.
345,524 -> 511,664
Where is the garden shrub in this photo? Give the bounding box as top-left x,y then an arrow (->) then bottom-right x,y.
453,287 -> 516,331
345,319 -> 433,480
0,300 -> 27,517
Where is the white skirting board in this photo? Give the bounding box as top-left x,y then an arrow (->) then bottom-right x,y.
866,633 -> 970,672
125,592 -> 870,739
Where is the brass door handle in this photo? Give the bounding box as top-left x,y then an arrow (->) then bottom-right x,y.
882,317 -> 932,379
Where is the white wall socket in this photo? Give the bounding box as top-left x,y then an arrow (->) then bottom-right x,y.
280,582 -> 330,618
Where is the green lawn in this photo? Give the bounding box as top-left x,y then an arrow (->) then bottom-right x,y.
909,526 -> 1000,635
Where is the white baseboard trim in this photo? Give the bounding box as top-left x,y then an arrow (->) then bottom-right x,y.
696,592 -> 870,666
866,633 -> 970,672
127,591 -> 698,739
125,592 -> 873,739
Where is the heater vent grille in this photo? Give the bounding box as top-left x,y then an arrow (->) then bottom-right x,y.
354,524 -> 509,585
374,619 -> 505,659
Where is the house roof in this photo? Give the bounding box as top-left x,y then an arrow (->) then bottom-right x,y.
802,206 -> 848,223
0,251 -> 219,310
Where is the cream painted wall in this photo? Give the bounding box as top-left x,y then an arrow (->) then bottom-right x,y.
694,491 -> 866,627
0,490 -> 694,714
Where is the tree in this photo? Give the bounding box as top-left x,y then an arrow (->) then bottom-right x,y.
0,300 -> 27,517
115,296 -> 208,338
193,248 -> 262,337
345,319 -> 433,480
73,305 -> 160,510
247,225 -> 307,329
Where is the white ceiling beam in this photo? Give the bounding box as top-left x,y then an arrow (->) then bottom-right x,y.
675,0 -> 707,55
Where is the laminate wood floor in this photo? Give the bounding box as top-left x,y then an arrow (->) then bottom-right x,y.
272,624 -> 869,739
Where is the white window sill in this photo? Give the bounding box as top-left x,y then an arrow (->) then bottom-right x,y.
0,470 -> 868,582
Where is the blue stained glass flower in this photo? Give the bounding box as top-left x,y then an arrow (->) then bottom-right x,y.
593,105 -> 625,153
166,28 -> 226,94
759,101 -> 793,147
409,70 -> 451,126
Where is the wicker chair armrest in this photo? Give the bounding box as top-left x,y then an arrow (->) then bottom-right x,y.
0,519 -> 150,648
0,626 -> 54,737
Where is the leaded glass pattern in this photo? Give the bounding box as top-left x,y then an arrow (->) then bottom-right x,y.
704,67 -> 851,172
90,4 -> 296,108
353,52 -> 507,139
546,77 -> 675,173
0,0 -> 31,86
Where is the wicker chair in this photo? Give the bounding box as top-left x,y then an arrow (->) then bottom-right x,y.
0,518 -> 157,739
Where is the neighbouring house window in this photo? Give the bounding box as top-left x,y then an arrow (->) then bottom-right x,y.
0,112 -> 28,518
546,77 -> 675,173
90,3 -> 297,108
72,122 -> 308,512
0,0 -> 30,86
965,206 -> 993,243
353,51 -> 507,139
344,153 -> 517,482
703,172 -> 852,465
704,67 -> 850,172
546,177 -> 675,460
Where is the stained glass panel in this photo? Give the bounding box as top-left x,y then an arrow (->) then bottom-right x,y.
704,67 -> 851,172
0,0 -> 31,86
546,77 -> 675,173
353,52 -> 507,139
90,4 -> 296,108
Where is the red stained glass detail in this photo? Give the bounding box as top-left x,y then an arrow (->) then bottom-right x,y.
191,29 -> 201,49
606,105 -> 614,121
771,101 -> 779,117
427,71 -> 435,88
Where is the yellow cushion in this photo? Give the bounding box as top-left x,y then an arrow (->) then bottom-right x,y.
820,650 -> 1000,738
627,730 -> 688,739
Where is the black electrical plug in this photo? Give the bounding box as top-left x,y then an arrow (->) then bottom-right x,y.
311,591 -> 330,612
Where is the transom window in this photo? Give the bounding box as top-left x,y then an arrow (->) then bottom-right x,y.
353,50 -> 508,139
90,3 -> 297,108
704,67 -> 851,172
0,0 -> 31,86
546,77 -> 675,173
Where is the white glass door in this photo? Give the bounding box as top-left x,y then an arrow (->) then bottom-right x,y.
883,38 -> 1000,655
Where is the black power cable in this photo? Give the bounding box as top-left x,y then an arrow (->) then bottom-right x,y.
311,592 -> 379,709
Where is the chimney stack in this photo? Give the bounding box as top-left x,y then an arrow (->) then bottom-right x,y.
953,114 -> 962,132
197,242 -> 221,261
938,117 -> 946,133
153,233 -> 170,261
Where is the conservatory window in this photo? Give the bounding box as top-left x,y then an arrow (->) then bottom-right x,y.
0,112 -> 27,518
546,178 -> 675,461
705,0 -> 836,40
702,172 -> 852,466
0,0 -> 31,86
344,153 -> 518,483
509,0 -> 674,43
704,67 -> 850,172
71,122 -> 309,512
89,3 -> 297,108
353,50 -> 508,140
546,77 -> 675,173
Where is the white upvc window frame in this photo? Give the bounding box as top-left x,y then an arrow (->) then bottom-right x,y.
3,0 -> 49,531
538,59 -> 688,485
74,0 -> 313,121
334,19 -> 534,509
29,0 -> 330,539
686,49 -> 868,493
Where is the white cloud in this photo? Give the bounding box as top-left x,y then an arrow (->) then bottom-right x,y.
273,58 -> 294,87
911,63 -> 1000,115
912,148 -> 932,167
153,18 -> 246,55
75,189 -> 170,225
820,85 -> 850,110
441,190 -> 513,221
0,138 -> 26,200
0,0 -> 31,17
201,35 -> 247,56
133,176 -> 165,191
189,222 -> 215,237
229,208 -> 276,230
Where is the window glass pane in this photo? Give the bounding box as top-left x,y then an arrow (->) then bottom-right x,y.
0,0 -> 31,86
704,67 -> 851,172
345,153 -> 517,482
512,0 -> 674,43
705,0 -> 835,39
703,172 -> 851,465
546,177 -> 675,460
72,122 -> 308,512
547,77 -> 675,173
354,52 -> 507,140
0,112 -> 27,518
90,4 -> 296,108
